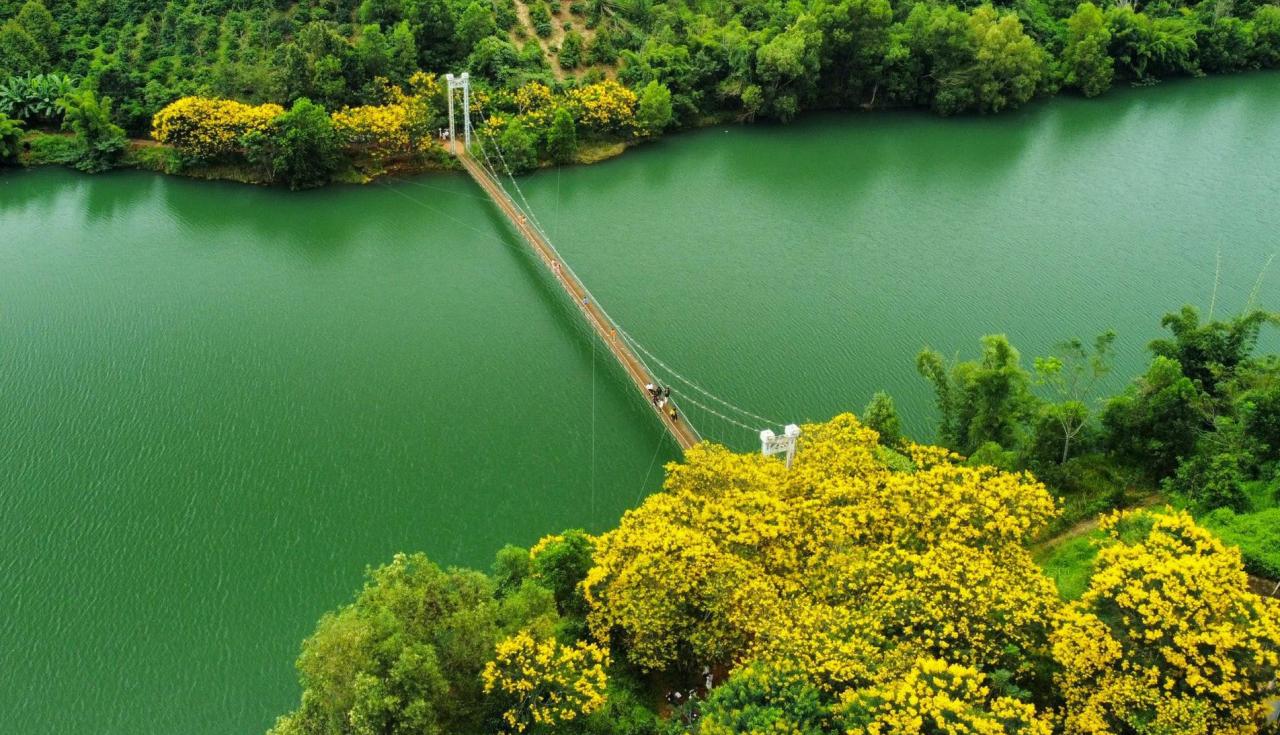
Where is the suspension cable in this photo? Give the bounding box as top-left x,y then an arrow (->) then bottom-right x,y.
460,103 -> 776,441
618,329 -> 783,428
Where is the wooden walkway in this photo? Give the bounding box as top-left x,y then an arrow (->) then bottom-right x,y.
453,143 -> 701,451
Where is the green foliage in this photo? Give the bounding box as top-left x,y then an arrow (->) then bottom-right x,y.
1149,306 -> 1276,399
559,30 -> 585,69
21,128 -> 78,165
269,551 -> 559,735
496,116 -> 537,172
1102,356 -> 1205,481
1032,331 -> 1115,465
58,90 -> 125,173
862,391 -> 902,448
244,98 -> 341,189
1254,5 -> 1280,67
917,334 -> 1037,455
634,80 -> 672,135
0,19 -> 44,78
1240,377 -> 1280,465
546,106 -> 578,162
1200,506 -> 1280,580
124,143 -> 183,174
0,111 -> 21,162
528,530 -> 593,628
1164,450 -> 1251,512
701,662 -> 832,735
530,2 -> 553,37
492,544 -> 533,597
0,72 -> 75,122
457,2 -> 498,50
1062,2 -> 1114,97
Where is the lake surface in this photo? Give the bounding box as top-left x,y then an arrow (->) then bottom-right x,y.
2,72 -> 1278,734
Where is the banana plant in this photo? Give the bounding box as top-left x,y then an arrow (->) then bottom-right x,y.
0,72 -> 79,123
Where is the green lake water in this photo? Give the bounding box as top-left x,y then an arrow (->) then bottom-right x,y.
2,72 -> 1278,733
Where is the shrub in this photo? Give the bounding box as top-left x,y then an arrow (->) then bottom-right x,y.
1163,450 -> 1250,512
530,2 -> 552,37
0,111 -> 22,162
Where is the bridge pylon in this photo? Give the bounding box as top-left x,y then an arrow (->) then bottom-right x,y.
760,424 -> 801,469
445,72 -> 472,149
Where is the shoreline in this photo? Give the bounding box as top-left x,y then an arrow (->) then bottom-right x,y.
9,71 -> 1276,188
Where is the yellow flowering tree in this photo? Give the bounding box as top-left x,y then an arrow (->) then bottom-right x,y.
1052,509 -> 1280,735
567,80 -> 637,134
330,103 -> 410,155
151,96 -> 282,160
838,658 -> 1054,735
482,631 -> 609,734
583,415 -> 1062,692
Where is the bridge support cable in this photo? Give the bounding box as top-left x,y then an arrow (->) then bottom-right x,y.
616,330 -> 785,429
446,76 -> 803,462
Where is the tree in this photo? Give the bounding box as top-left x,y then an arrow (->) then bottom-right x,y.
634,80 -> 672,136
917,335 -> 1037,455
701,661 -> 832,735
584,415 -> 1060,690
1102,356 -> 1205,480
558,30 -> 584,69
1163,450 -> 1250,511
754,16 -> 822,121
0,20 -> 45,78
967,6 -> 1047,114
839,658 -> 1053,735
482,632 -> 609,734
496,116 -> 537,173
1253,5 -> 1280,68
58,90 -> 126,173
0,112 -> 23,163
1062,2 -> 1114,97
244,97 -> 341,189
529,529 -> 593,619
1033,331 -> 1115,464
16,0 -> 59,63
152,96 -> 283,162
269,552 -> 557,735
456,2 -> 498,50
1052,510 -> 1280,735
862,391 -> 902,448
814,0 -> 893,106
1149,306 -> 1276,399
545,106 -> 578,163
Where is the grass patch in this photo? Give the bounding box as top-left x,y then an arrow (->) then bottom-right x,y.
1200,507 -> 1280,579
20,131 -> 80,166
123,143 -> 182,174
1035,532 -> 1102,600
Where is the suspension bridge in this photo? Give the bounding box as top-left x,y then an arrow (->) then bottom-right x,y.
442,73 -> 800,463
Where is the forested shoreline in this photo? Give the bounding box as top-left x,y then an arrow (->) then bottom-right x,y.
2,0 -> 1280,186
267,305 -> 1280,735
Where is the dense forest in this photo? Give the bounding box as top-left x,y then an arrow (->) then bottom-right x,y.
2,0 -> 1280,184
265,306 -> 1280,735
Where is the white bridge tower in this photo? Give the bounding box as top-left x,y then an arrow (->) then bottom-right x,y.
445,72 -> 472,148
760,424 -> 801,469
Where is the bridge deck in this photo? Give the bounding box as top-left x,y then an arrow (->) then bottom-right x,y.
453,143 -> 701,451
